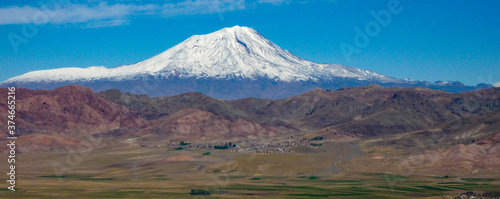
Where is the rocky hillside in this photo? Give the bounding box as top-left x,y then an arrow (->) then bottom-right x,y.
100,85 -> 500,140
1,85 -> 499,156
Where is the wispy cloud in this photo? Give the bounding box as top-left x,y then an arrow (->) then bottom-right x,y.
257,0 -> 289,5
84,18 -> 130,28
162,0 -> 246,16
0,0 -> 290,28
0,2 -> 156,26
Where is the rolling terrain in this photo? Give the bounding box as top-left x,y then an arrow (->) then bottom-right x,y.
1,85 -> 499,198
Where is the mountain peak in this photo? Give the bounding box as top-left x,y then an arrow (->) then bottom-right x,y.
1,26 -> 402,96
192,25 -> 258,39
213,26 -> 263,43
220,25 -> 255,33
119,25 -> 329,81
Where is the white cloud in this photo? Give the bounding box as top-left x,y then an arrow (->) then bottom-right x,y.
161,0 -> 246,17
84,18 -> 130,28
0,0 -> 295,28
257,0 -> 288,5
0,2 -> 156,26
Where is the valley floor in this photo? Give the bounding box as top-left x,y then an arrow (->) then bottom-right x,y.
1,138 -> 499,199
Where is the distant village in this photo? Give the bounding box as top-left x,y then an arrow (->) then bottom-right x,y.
144,137 -> 327,154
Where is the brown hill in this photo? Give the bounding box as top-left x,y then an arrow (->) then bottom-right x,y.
0,85 -> 147,151
0,85 -> 147,135
99,89 -> 248,120
408,132 -> 500,175
2,85 -> 499,154
133,109 -> 281,143
100,86 -> 500,139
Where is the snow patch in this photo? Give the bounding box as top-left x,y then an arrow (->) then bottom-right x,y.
494,81 -> 500,87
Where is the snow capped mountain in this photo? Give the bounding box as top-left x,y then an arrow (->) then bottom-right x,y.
0,26 -> 490,99
494,81 -> 500,87
2,26 -> 398,84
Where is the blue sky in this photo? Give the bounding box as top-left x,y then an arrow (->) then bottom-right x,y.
0,0 -> 499,85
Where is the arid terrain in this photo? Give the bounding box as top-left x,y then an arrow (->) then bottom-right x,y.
1,85 -> 499,198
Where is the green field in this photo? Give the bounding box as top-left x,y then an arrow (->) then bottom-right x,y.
1,142 -> 499,198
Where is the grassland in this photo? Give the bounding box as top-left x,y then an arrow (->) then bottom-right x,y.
1,141 -> 499,198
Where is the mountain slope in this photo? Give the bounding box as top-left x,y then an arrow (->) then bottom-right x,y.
0,85 -> 148,152
99,85 -> 500,139
0,26 -> 490,99
0,85 -> 147,137
133,109 -> 281,143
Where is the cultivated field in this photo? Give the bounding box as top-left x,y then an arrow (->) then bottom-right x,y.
2,138 -> 499,198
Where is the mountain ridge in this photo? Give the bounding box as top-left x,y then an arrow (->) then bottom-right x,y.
2,84 -> 498,148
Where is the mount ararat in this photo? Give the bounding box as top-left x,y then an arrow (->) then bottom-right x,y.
0,26 -> 491,99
